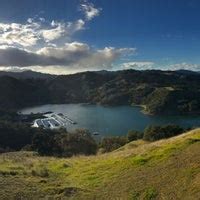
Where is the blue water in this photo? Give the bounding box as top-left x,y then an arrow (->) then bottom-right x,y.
20,104 -> 200,136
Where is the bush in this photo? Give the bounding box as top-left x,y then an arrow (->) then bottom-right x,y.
144,187 -> 158,200
32,130 -> 56,155
54,129 -> 98,157
127,130 -> 143,142
0,170 -> 18,176
31,167 -> 49,177
32,128 -> 98,157
0,121 -> 36,150
100,136 -> 127,153
143,124 -> 184,141
21,144 -> 33,151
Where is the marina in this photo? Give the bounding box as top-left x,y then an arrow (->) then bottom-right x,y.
32,113 -> 77,129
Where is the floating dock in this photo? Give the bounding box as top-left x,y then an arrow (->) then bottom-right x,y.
57,113 -> 77,124
32,112 -> 77,129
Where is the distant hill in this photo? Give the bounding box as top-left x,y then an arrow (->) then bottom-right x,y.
0,76 -> 51,109
0,69 -> 199,115
0,70 -> 56,79
176,69 -> 200,75
0,128 -> 200,199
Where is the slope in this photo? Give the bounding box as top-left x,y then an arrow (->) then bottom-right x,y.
0,129 -> 200,199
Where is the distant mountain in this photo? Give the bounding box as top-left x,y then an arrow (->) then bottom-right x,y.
175,69 -> 200,75
0,70 -> 56,79
0,69 -> 199,115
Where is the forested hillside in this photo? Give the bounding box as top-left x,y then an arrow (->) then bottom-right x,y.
0,70 -> 199,115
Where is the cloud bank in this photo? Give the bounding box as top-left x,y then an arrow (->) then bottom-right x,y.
168,63 -> 200,71
0,1 -> 137,74
0,43 -> 135,72
122,61 -> 155,70
121,61 -> 200,72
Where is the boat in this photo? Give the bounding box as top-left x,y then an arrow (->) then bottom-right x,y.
93,132 -> 100,136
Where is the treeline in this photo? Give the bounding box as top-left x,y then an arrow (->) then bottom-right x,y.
100,124 -> 187,152
0,121 -> 97,156
0,120 -> 188,156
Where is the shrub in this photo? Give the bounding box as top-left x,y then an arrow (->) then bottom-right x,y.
0,170 -> 18,176
143,126 -> 162,141
143,124 -> 184,141
21,144 -> 33,151
55,129 -> 98,157
32,128 -> 98,157
127,130 -> 143,142
0,121 -> 35,150
144,187 -> 158,200
100,136 -> 127,153
32,130 -> 56,155
130,191 -> 140,200
31,167 -> 49,177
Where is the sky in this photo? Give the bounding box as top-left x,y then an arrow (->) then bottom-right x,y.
0,0 -> 200,74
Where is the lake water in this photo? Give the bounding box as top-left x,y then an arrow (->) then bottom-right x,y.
20,104 -> 200,137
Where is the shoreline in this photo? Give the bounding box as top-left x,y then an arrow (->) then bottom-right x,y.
19,103 -> 200,117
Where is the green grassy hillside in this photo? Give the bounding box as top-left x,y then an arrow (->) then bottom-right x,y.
0,129 -> 200,200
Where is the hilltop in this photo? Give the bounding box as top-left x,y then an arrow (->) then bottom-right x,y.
0,70 -> 56,80
0,69 -> 200,115
0,129 -> 200,199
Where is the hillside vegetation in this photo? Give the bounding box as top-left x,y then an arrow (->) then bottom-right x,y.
0,129 -> 200,199
0,70 -> 200,115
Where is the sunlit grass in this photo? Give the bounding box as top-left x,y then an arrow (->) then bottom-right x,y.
0,128 -> 200,199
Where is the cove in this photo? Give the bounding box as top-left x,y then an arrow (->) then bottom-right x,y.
20,104 -> 200,137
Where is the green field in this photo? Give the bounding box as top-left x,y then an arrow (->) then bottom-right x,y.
0,129 -> 200,200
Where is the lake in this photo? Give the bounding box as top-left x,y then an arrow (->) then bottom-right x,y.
20,104 -> 200,137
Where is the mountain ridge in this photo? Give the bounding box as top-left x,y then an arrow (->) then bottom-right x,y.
0,69 -> 199,115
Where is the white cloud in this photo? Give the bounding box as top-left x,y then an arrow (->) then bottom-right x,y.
27,18 -> 33,23
122,61 -> 155,70
41,19 -> 85,42
41,22 -> 66,41
39,18 -> 45,23
38,42 -> 90,58
80,1 -> 102,21
0,21 -> 41,47
168,62 -> 200,71
73,47 -> 135,70
0,1 -> 98,48
0,17 -> 86,47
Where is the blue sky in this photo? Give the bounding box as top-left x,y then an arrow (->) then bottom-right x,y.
0,0 -> 199,74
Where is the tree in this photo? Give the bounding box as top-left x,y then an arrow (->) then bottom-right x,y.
143,126 -> 163,141
32,130 -> 56,155
55,129 -> 98,157
143,125 -> 184,141
32,128 -> 98,157
100,136 -> 127,153
127,130 -> 142,142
